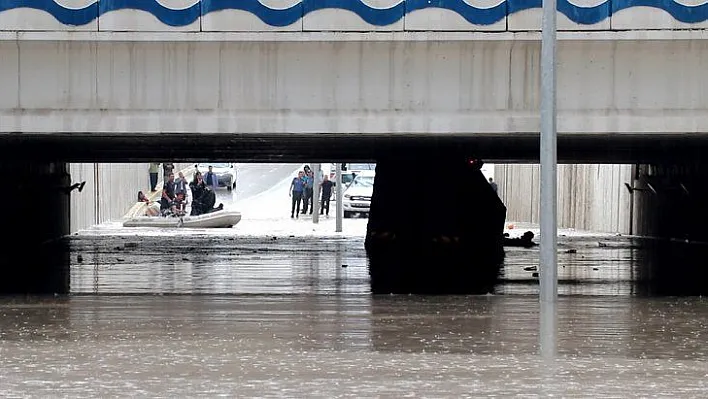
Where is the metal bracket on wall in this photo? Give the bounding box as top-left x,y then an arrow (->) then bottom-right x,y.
624,182 -> 656,195
625,181 -> 689,196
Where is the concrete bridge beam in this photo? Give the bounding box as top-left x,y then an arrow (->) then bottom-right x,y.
1,38 -> 708,137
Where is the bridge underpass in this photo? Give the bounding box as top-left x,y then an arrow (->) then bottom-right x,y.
3,136 -> 708,296
4,4 -> 708,296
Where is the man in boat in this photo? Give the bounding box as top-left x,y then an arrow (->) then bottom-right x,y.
160,172 -> 176,213
137,191 -> 160,216
175,171 -> 189,197
190,172 -> 223,216
171,192 -> 188,217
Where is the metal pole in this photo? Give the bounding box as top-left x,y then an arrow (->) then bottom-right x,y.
312,163 -> 321,224
539,0 -> 558,303
335,163 -> 343,232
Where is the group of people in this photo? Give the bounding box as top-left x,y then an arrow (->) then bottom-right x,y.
148,163 -> 221,193
289,165 -> 335,218
138,170 -> 223,217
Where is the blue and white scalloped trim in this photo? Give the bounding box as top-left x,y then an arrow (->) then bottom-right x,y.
1,0 -> 707,27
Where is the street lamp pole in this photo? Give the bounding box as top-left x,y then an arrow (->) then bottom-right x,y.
335,163 -> 343,232
539,0 -> 558,303
312,163 -> 321,224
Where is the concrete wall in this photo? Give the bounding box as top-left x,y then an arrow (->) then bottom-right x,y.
2,39 -> 708,136
0,1 -> 706,32
496,164 -> 633,233
69,162 -> 191,232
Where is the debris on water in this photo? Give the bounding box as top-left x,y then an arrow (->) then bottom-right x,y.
532,272 -> 539,278
76,254 -> 83,263
116,258 -> 124,262
272,237 -> 277,240
598,242 -> 608,247
182,257 -> 189,261
342,264 -> 348,268
566,249 -> 577,254
523,266 -> 537,272
114,246 -> 123,251
125,242 -> 138,248
593,267 -> 599,271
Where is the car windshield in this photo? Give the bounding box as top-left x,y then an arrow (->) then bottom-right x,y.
349,163 -> 375,171
352,176 -> 374,188
342,174 -> 355,184
198,163 -> 230,169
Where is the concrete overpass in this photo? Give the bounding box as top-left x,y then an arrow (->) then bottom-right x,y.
3,0 -> 708,295
2,1 -> 708,155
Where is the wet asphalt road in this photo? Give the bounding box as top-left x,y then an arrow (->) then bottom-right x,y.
2,163 -> 707,396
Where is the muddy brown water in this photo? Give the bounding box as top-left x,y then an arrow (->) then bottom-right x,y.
1,233 -> 706,396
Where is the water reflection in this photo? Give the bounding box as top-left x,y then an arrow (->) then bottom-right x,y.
1,296 -> 706,360
69,233 -> 708,296
1,294 -> 706,396
70,236 -> 370,295
499,235 -> 708,296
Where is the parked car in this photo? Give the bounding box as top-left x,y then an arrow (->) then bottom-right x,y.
348,163 -> 376,173
342,170 -> 375,217
195,163 -> 237,190
325,163 -> 375,200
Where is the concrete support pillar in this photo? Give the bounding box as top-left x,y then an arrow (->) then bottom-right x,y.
631,161 -> 708,295
1,162 -> 70,295
365,157 -> 506,294
633,162 -> 708,242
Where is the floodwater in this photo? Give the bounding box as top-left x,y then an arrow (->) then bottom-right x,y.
2,164 -> 708,396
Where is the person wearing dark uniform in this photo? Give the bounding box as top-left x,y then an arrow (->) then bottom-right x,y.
289,171 -> 305,218
189,172 -> 222,216
320,175 -> 334,217
489,177 -> 498,195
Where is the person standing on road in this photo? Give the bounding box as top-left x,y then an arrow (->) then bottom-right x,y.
320,174 -> 334,217
289,171 -> 305,218
489,177 -> 498,195
163,162 -> 174,181
149,163 -> 160,192
204,166 -> 218,190
302,170 -> 315,215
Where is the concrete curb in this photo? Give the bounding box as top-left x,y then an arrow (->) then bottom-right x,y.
124,164 -> 196,219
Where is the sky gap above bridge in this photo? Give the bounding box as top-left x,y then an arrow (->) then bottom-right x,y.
0,0 -> 707,31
